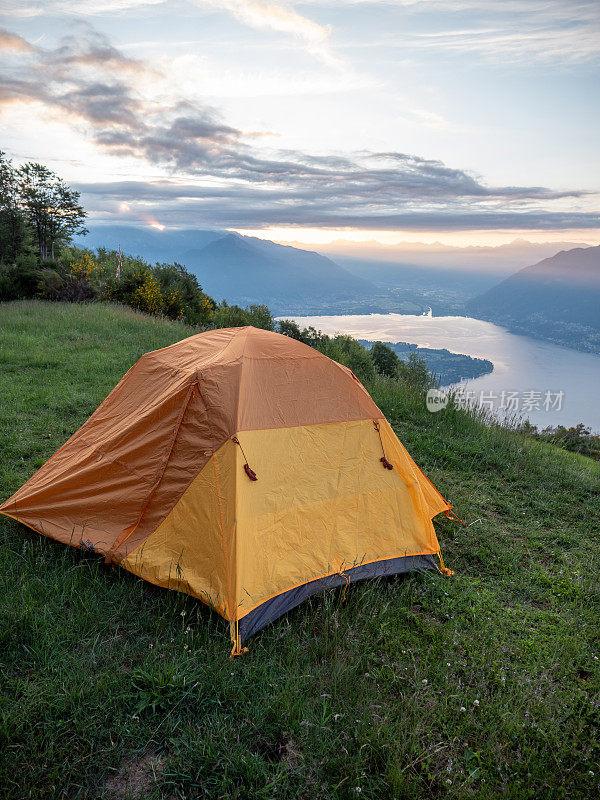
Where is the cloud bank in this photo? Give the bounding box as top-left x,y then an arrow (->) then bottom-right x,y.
7,0 -> 599,66
1,24 -> 597,231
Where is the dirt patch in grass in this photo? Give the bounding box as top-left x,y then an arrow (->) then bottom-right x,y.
250,731 -> 302,766
104,750 -> 165,799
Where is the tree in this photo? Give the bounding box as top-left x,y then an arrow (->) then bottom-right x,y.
276,320 -> 326,347
17,162 -> 87,260
47,178 -> 88,259
245,304 -> 275,331
212,301 -> 275,331
370,341 -> 401,377
324,334 -> 376,384
154,262 -> 215,325
397,351 -> 431,391
0,151 -> 32,264
277,319 -> 304,340
17,163 -> 52,260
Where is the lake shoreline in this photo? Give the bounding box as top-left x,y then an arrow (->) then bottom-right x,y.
287,312 -> 600,433
358,338 -> 494,387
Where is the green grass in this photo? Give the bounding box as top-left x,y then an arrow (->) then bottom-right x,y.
1,300 -> 600,800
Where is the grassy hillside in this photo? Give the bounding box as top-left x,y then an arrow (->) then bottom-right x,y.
1,301 -> 599,800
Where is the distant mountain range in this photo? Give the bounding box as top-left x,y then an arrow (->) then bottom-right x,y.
467,246 -> 600,353
311,237 -> 588,272
333,239 -> 591,313
77,226 -> 600,355
79,225 -> 223,261
78,226 -> 379,314
178,233 -> 376,310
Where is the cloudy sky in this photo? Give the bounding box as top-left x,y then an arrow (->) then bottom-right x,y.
1,0 -> 599,246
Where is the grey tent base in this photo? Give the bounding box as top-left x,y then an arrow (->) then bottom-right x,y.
238,553 -> 438,643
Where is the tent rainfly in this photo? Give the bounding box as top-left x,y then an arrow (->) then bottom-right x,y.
0,326 -> 454,654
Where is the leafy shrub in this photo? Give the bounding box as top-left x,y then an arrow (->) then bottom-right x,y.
212,301 -> 275,331
38,254 -> 98,302
0,255 -> 39,301
133,273 -> 164,316
69,252 -> 97,282
520,421 -> 600,461
38,268 -> 97,302
397,350 -> 432,392
154,263 -> 215,325
369,341 -> 401,377
325,334 -> 376,384
100,256 -> 214,326
36,268 -> 65,300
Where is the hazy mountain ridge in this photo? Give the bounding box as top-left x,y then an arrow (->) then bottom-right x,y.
179,233 -> 378,312
313,238 -> 589,270
467,246 -> 600,353
79,225 -> 223,262
78,226 -> 390,315
321,240 -> 591,315
80,227 -> 583,318
77,228 -> 599,352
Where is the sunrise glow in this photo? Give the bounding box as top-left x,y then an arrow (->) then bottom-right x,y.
233,228 -> 600,249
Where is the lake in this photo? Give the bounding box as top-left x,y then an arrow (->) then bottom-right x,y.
289,313 -> 600,433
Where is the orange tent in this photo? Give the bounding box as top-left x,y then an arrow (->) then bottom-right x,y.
0,326 -> 452,653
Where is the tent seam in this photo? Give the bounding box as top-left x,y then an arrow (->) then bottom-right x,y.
236,413 -> 381,434
107,380 -> 198,559
212,451 -> 234,622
